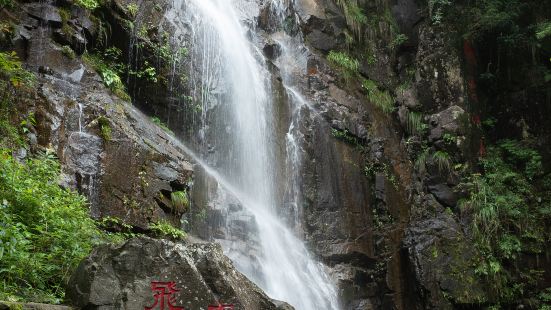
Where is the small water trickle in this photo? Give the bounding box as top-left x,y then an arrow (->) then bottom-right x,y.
77,103 -> 83,133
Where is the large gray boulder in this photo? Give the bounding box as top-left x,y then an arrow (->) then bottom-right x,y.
67,237 -> 291,310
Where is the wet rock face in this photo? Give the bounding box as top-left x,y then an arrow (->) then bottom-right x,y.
67,237 -> 290,310
10,0 -> 193,229
402,211 -> 487,308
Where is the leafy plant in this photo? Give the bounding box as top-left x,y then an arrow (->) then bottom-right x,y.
0,0 -> 14,10
149,220 -> 186,241
97,116 -> 111,142
0,52 -> 35,88
390,33 -> 408,49
331,128 -> 361,146
432,150 -> 451,172
406,111 -> 427,135
415,148 -> 430,173
126,3 -> 139,18
151,116 -> 173,135
83,52 -> 130,101
170,191 -> 189,212
536,22 -> 551,40
362,79 -> 394,114
0,150 -> 107,302
61,46 -> 76,60
75,0 -> 101,10
428,0 -> 452,24
460,141 -> 550,301
442,133 -> 457,145
327,50 -> 359,78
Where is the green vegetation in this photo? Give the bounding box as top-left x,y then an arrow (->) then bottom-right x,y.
0,150 -> 105,302
126,3 -> 139,19
61,46 -> 76,60
170,191 -> 189,212
149,220 -> 186,241
83,49 -> 130,101
362,79 -> 394,114
432,150 -> 451,172
0,52 -> 34,147
0,52 -> 35,87
151,116 -> 173,135
0,0 -> 14,10
428,0 -> 452,24
406,111 -> 427,136
327,50 -> 360,79
415,148 -> 430,173
331,128 -> 361,146
97,116 -> 112,142
390,34 -> 408,49
74,0 -> 101,10
334,0 -> 367,38
460,140 -> 550,304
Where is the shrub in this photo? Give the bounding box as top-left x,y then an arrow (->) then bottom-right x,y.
327,50 -> 359,78
460,141 -> 550,301
170,191 -> 189,212
362,79 -> 394,114
74,0 -> 100,10
0,150 -> 105,302
83,52 -> 130,101
151,116 -> 173,135
61,46 -> 76,60
432,150 -> 451,172
406,111 -> 427,136
0,52 -> 35,88
149,220 -> 186,241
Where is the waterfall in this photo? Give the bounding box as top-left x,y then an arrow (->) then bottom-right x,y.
164,0 -> 340,309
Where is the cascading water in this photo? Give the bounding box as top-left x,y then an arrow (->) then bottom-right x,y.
164,0 -> 340,309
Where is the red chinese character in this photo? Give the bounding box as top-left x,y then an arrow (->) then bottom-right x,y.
207,303 -> 234,310
144,281 -> 185,310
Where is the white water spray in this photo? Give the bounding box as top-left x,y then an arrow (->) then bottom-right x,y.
165,0 -> 340,308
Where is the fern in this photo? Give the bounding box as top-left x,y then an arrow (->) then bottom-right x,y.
415,148 -> 429,173
433,150 -> 451,172
170,191 -> 189,212
406,111 -> 427,136
362,79 -> 394,114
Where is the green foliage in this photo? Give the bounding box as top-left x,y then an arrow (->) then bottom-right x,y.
334,0 -> 367,37
331,128 -> 361,146
83,51 -> 130,101
151,116 -> 173,135
126,3 -> 139,19
170,191 -> 189,212
498,139 -> 542,179
406,111 -> 427,136
97,116 -> 111,142
428,0 -> 452,24
61,45 -> 76,60
362,79 -> 394,114
0,52 -> 35,88
75,0 -> 101,10
432,150 -> 451,172
536,22 -> 551,40
0,0 -> 14,9
327,50 -> 360,79
442,133 -> 456,145
149,220 -> 186,241
460,141 -> 550,301
0,52 -> 34,147
415,148 -> 430,173
0,150 -> 106,302
390,34 -> 408,49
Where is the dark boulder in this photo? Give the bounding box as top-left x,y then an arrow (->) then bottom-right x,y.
67,237 -> 292,310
